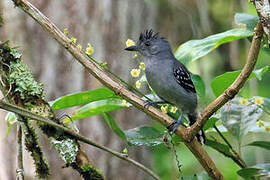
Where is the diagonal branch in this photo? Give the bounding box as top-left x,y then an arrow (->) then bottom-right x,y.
187,22 -> 263,139
0,100 -> 160,180
10,0 -> 224,179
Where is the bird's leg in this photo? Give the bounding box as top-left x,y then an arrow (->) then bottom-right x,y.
144,100 -> 169,108
167,112 -> 183,133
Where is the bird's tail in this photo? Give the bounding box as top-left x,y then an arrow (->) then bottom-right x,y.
188,113 -> 205,144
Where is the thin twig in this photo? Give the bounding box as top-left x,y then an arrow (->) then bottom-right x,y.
10,1 -> 224,179
16,124 -> 24,180
0,100 -> 160,180
213,125 -> 246,168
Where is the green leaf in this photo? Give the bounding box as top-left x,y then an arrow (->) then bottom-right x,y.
234,13 -> 258,31
210,66 -> 269,97
122,148 -> 128,154
205,139 -> 234,158
220,97 -> 263,141
175,28 -> 253,65
191,74 -> 206,99
5,112 -> 17,137
237,163 -> 270,179
64,98 -> 131,122
102,113 -> 126,139
203,117 -> 219,131
237,168 -> 262,179
124,126 -> 165,146
246,141 -> 270,150
50,88 -> 117,110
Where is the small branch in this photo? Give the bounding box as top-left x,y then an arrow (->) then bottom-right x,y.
10,0 -> 224,179
213,125 -> 246,168
0,100 -> 160,180
16,124 -> 24,180
188,22 -> 264,139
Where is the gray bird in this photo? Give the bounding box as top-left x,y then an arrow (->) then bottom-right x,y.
125,29 -> 205,143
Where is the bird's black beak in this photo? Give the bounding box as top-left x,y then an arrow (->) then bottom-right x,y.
124,45 -> 138,51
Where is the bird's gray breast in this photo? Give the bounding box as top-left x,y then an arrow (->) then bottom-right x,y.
145,59 -> 197,113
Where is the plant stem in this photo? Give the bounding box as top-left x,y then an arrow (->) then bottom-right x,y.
214,125 -> 247,168
16,124 -> 24,180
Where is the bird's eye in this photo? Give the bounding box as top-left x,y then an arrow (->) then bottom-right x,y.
145,41 -> 150,46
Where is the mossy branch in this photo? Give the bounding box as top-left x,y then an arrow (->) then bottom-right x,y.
0,41 -> 104,179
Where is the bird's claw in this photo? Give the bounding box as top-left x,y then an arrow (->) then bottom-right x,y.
144,101 -> 158,108
167,120 -> 180,133
167,113 -> 183,134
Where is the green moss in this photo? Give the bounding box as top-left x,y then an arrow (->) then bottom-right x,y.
81,164 -> 93,172
0,15 -> 3,27
82,168 -> 104,180
8,61 -> 45,100
23,118 -> 50,178
51,138 -> 79,164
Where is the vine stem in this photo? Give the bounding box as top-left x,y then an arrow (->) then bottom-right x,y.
16,124 -> 24,180
0,100 -> 160,180
213,125 -> 246,168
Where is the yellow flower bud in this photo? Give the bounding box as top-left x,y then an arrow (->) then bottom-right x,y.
240,98 -> 248,105
133,53 -> 138,59
126,39 -> 135,47
161,105 -> 168,113
170,106 -> 178,113
139,62 -> 145,70
71,37 -> 77,44
85,43 -> 94,55
255,97 -> 264,105
257,120 -> 264,127
122,100 -> 128,107
64,28 -> 69,36
135,80 -> 141,89
130,69 -> 141,77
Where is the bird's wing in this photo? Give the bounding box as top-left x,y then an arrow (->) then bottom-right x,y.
173,61 -> 196,93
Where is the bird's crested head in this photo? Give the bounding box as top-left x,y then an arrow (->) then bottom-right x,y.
125,29 -> 172,58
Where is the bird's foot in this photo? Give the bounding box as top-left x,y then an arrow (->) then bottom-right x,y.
167,113 -> 183,133
167,120 -> 181,133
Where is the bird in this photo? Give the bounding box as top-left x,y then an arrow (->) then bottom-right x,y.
125,29 -> 205,144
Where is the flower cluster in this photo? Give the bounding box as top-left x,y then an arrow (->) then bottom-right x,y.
125,39 -> 146,89
63,28 -> 94,56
